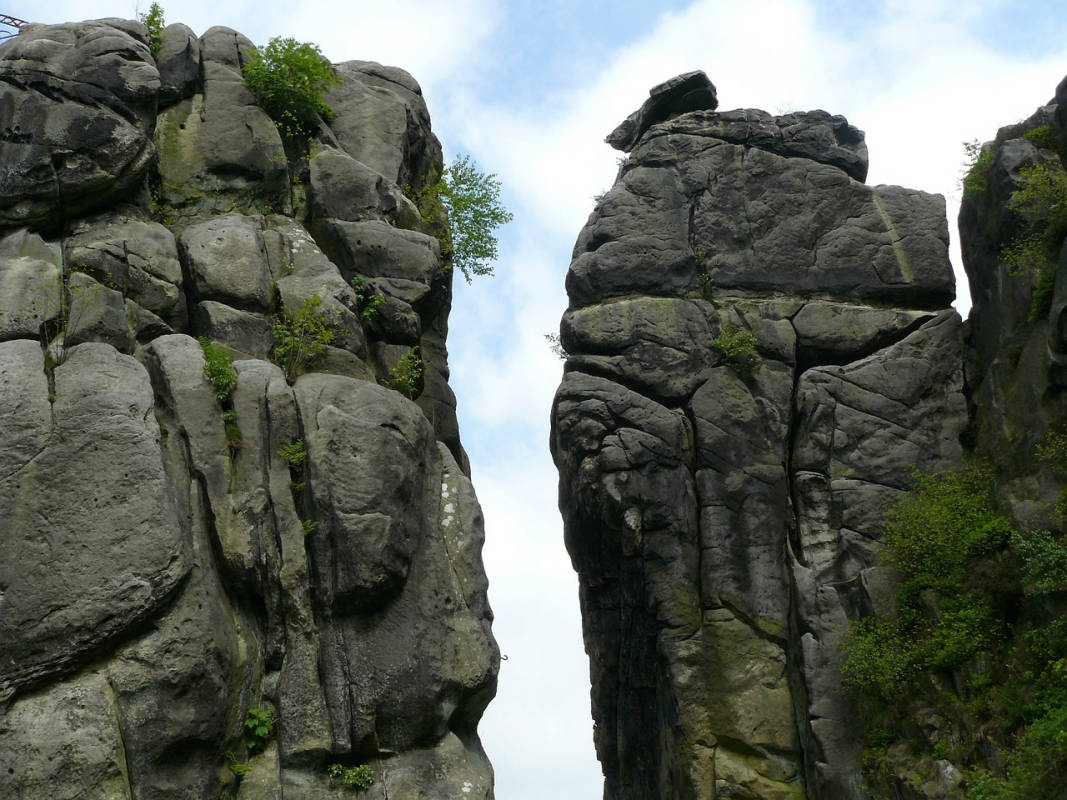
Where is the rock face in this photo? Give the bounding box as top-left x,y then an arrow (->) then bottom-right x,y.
960,92 -> 1067,523
552,78 -> 967,799
0,18 -> 497,800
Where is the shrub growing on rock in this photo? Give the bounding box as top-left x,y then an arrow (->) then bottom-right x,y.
711,323 -> 758,376
199,338 -> 238,402
242,37 -> 342,141
271,295 -> 334,381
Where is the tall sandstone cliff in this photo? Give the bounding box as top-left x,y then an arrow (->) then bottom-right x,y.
0,17 -> 498,799
551,73 -> 972,799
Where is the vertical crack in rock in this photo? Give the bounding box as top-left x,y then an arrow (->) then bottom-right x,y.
553,75 -> 965,800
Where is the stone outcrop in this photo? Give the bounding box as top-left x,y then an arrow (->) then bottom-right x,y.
0,17 -> 496,800
960,88 -> 1067,523
552,76 -> 967,799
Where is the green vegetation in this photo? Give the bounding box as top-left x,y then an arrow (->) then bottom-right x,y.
999,161 -> 1067,322
328,763 -> 374,790
243,708 -> 278,754
962,140 -> 994,198
278,439 -> 307,492
387,346 -> 422,398
278,440 -> 306,469
242,37 -> 342,142
301,519 -> 318,536
696,272 -> 713,300
198,338 -> 238,402
138,2 -> 164,58
350,275 -> 386,321
272,295 -> 334,381
695,244 -> 707,269
840,462 -> 1067,799
222,409 -> 243,453
407,154 -> 513,283
842,465 -> 1012,699
1023,124 -> 1058,152
226,752 -> 251,777
711,323 -> 758,376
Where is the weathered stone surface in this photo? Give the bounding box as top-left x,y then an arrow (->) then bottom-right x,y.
960,104 -> 1067,524
296,373 -> 498,758
0,342 -> 187,700
65,216 -> 186,329
308,144 -> 419,227
156,23 -> 200,105
0,20 -> 158,231
554,75 -> 968,800
647,108 -> 869,182
0,17 -> 492,798
0,228 -> 62,340
325,61 -> 442,188
606,70 -> 718,152
154,27 -> 287,222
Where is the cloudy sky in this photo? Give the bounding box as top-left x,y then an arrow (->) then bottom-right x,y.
21,0 -> 1067,796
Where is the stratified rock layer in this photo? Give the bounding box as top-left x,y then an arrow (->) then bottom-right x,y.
552,79 -> 966,800
0,18 -> 496,800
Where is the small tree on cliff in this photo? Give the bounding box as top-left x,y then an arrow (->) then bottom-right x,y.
407,154 -> 514,283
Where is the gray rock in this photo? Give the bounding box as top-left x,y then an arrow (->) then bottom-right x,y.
325,61 -> 442,187
646,107 -> 869,181
178,214 -> 276,311
63,271 -> 134,353
156,23 -> 200,106
0,342 -> 187,700
64,216 -> 186,330
0,18 -> 495,798
308,144 -> 420,228
153,28 -> 287,222
555,77 -> 969,800
0,228 -> 62,340
606,70 -> 718,152
295,373 -> 498,758
0,20 -> 157,230
194,300 -> 273,357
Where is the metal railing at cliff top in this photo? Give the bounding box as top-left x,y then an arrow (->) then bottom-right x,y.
0,14 -> 28,40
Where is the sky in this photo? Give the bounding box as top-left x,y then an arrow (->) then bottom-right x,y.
17,1 -> 1067,797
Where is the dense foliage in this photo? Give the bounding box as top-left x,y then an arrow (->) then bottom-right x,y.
841,463 -> 1067,800
408,154 -> 513,282
711,323 -> 759,376
242,37 -> 342,141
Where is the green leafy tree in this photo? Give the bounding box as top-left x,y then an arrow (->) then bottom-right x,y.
242,37 -> 342,141
138,2 -> 165,58
409,154 -> 513,283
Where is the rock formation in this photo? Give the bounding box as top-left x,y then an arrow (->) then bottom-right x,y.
551,72 -> 969,799
0,17 -> 498,799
